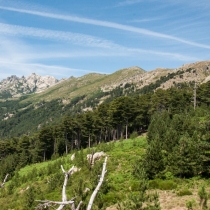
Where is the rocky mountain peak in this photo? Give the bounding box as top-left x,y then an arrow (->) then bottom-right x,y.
0,73 -> 59,99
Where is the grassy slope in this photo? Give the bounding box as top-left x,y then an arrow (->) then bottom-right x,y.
0,137 -> 146,209
0,137 -> 209,210
21,67 -> 145,103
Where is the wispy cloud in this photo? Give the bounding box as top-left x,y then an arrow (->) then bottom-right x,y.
117,0 -> 142,6
167,0 -> 210,10
0,6 -> 210,49
0,23 -> 118,49
129,17 -> 163,23
0,49 -> 197,81
126,48 -> 198,61
0,22 -> 198,62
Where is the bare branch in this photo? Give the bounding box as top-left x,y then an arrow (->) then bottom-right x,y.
36,166 -> 82,210
36,199 -> 75,210
0,174 -> 9,188
58,165 -> 76,210
61,165 -> 66,173
76,201 -> 83,210
36,155 -> 107,210
87,156 -> 108,210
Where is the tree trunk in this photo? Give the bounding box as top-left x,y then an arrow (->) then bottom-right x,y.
71,134 -> 74,151
77,130 -> 81,149
113,129 -> 116,140
125,119 -> 128,140
65,133 -> 68,154
43,149 -> 46,162
88,133 -> 91,148
86,157 -> 107,210
54,138 -> 57,155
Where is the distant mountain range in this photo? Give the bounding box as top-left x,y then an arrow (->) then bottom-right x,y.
0,60 -> 210,138
1,60 -> 210,100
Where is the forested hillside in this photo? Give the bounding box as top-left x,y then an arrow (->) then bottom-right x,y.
0,60 -> 210,139
1,81 -> 210,178
0,64 -> 210,209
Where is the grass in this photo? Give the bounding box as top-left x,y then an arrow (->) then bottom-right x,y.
0,136 -> 146,209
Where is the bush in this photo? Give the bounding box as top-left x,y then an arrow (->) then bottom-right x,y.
159,180 -> 177,190
149,179 -> 177,190
131,181 -> 140,191
177,188 -> 193,196
130,131 -> 138,139
186,199 -> 196,210
102,192 -> 122,205
149,179 -> 159,189
164,171 -> 174,180
96,142 -> 114,152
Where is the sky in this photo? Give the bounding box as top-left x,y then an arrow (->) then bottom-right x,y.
0,0 -> 210,80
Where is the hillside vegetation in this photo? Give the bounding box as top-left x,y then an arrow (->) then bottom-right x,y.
1,61 -> 210,209
0,61 -> 210,138
1,137 -> 210,210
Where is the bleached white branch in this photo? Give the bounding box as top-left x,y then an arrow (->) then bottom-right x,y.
86,156 -> 108,210
76,201 -> 83,210
0,174 -> 9,188
36,165 -> 82,210
58,165 -> 76,210
36,198 -> 76,209
36,155 -> 108,210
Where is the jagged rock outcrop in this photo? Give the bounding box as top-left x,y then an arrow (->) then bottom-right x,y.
0,73 -> 59,98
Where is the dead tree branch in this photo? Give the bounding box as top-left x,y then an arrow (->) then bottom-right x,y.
59,165 -> 75,209
87,151 -> 106,167
86,156 -> 108,210
36,156 -> 108,210
36,165 -> 82,210
0,174 -> 9,188
36,199 -> 75,209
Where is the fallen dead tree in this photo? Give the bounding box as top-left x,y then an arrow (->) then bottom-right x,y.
36,165 -> 82,210
87,151 -> 106,166
36,156 -> 108,210
87,156 -> 107,210
0,174 -> 9,188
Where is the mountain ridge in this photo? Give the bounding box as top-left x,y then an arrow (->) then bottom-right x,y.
0,60 -> 210,138
0,73 -> 59,99
1,61 -> 210,100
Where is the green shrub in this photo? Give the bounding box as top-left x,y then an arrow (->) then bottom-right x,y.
158,180 -> 177,190
198,185 -> 208,209
164,171 -> 174,180
149,179 -> 159,189
130,131 -> 138,139
130,181 -> 140,191
7,182 -> 15,195
149,179 -> 177,190
177,188 -> 193,196
102,192 -> 122,205
186,199 -> 196,209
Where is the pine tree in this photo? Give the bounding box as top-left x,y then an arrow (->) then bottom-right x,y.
143,137 -> 164,179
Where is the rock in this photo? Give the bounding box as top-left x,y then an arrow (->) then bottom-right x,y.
0,73 -> 59,98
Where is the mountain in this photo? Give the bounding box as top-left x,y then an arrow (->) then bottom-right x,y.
0,73 -> 59,99
0,60 -> 210,138
1,61 -> 210,101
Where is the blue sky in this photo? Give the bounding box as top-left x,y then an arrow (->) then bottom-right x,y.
0,0 -> 210,80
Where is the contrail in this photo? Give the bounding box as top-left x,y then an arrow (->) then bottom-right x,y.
0,6 -> 210,49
